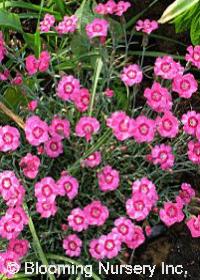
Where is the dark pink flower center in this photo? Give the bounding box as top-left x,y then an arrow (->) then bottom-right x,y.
119,119 -> 129,132
119,224 -> 128,235
159,151 -> 168,162
105,240 -> 115,251
42,202 -> 51,210
134,200 -> 145,211
139,184 -> 149,194
55,123 -> 64,135
64,182 -> 72,192
13,212 -> 22,224
4,222 -> 14,233
83,123 -> 94,134
2,178 -> 12,189
193,219 -> 200,230
193,52 -> 200,62
81,96 -> 89,105
42,185 -> 53,197
50,141 -> 59,151
64,82 -> 74,94
188,117 -> 198,128
74,215 -> 84,225
93,24 -> 103,32
65,19 -> 73,26
105,173 -> 114,184
68,241 -> 77,250
127,70 -> 136,79
139,124 -> 149,135
166,205 -> 177,218
161,62 -> 171,73
194,145 -> 200,156
180,80 -> 190,91
163,119 -> 173,131
91,207 -> 101,218
151,91 -> 161,101
33,127 -> 44,139
3,132 -> 13,144
13,243 -> 23,254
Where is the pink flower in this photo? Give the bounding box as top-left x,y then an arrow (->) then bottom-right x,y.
0,69 -> 10,81
185,45 -> 200,69
186,215 -> 200,238
63,234 -> 82,257
181,111 -> 200,136
187,140 -> 200,164
0,32 -> 7,62
84,200 -> 109,226
75,116 -> 100,142
172,73 -> 198,99
25,55 -> 39,75
40,13 -> 55,32
38,51 -> 50,72
0,125 -> 20,152
57,175 -> 79,199
136,19 -> 158,34
112,217 -> 134,242
177,183 -> 195,205
125,225 -> 145,249
28,100 -> 38,111
121,64 -> 143,86
67,208 -> 88,232
8,239 -> 29,259
98,165 -> 120,192
105,0 -> 117,14
159,201 -> 184,227
36,200 -> 57,218
94,4 -> 107,15
132,115 -> 155,143
11,73 -> 23,85
104,88 -> 114,98
144,82 -> 172,113
0,171 -> 20,201
57,75 -> 80,101
89,239 -> 102,260
126,192 -> 152,221
115,1 -> 131,16
25,115 -> 49,146
72,88 -> 90,112
35,177 -> 58,202
49,116 -> 70,140
98,233 -> 121,259
145,225 -> 152,236
19,153 -> 40,179
132,177 -> 158,205
154,56 -> 184,80
151,144 -> 175,170
0,251 -> 21,278
107,111 -> 132,141
86,19 -> 109,39
5,184 -> 25,208
83,151 -> 102,168
56,15 -> 78,34
156,111 -> 179,138
44,137 -> 63,158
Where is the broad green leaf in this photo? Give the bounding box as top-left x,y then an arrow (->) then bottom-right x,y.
0,87 -> 28,121
54,0 -> 65,16
0,9 -> 23,32
159,0 -> 200,24
191,11 -> 200,45
174,3 -> 199,33
70,33 -> 90,58
75,0 -> 94,33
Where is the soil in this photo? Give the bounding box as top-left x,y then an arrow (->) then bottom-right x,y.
107,224 -> 200,280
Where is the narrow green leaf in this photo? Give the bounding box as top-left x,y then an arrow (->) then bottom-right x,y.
0,10 -> 22,32
23,32 -> 41,57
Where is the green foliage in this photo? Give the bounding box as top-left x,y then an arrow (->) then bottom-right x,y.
0,9 -> 23,32
159,0 -> 200,45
